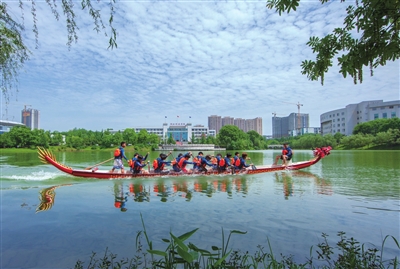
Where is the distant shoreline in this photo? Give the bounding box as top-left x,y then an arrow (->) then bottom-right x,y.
1,145 -> 399,153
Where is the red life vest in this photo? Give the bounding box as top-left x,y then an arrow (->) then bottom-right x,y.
133,161 -> 143,173
178,157 -> 187,168
153,159 -> 159,170
282,149 -> 288,155
193,157 -> 201,166
233,157 -> 240,167
219,158 -> 225,167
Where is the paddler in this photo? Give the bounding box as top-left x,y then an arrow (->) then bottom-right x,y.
273,143 -> 293,166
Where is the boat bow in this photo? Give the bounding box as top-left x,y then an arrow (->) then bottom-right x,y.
38,147 -> 74,175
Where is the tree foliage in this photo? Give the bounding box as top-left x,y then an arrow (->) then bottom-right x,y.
266,0 -> 400,84
352,118 -> 400,135
167,133 -> 176,144
217,125 -> 252,150
0,126 -> 160,149
1,0 -> 116,97
0,3 -> 30,99
340,133 -> 374,149
290,133 -> 336,149
247,130 -> 267,149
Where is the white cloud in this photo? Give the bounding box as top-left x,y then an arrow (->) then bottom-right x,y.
2,0 -> 399,134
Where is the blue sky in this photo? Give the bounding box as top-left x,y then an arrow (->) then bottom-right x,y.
2,0 -> 399,135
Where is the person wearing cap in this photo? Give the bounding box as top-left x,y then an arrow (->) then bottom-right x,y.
154,152 -> 172,173
236,153 -> 253,171
197,154 -> 214,173
129,152 -> 149,172
192,152 -> 204,170
273,143 -> 293,166
175,154 -> 194,173
131,152 -> 149,163
214,153 -> 228,172
232,152 -> 241,167
222,153 -> 233,172
171,152 -> 191,172
132,155 -> 149,174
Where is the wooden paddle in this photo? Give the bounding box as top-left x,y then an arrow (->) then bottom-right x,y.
85,157 -> 114,170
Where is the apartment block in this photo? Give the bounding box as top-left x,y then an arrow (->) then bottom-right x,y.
320,100 -> 400,136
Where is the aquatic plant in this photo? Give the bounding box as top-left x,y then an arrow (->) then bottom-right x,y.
73,216 -> 399,269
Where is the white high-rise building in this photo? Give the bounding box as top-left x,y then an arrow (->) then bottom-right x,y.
320,100 -> 400,136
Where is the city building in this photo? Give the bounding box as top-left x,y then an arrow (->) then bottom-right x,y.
128,123 -> 209,143
221,116 -> 234,126
272,113 -> 310,138
208,115 -> 222,134
208,115 -> 263,135
246,117 -> 263,135
320,100 -> 400,136
21,108 -> 40,130
233,118 -> 246,132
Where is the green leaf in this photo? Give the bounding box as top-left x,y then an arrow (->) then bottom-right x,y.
170,232 -> 188,252
230,230 -> 247,235
189,251 -> 199,260
147,249 -> 167,257
177,246 -> 194,263
200,253 -> 220,257
176,228 -> 199,241
211,246 -> 220,251
188,243 -> 211,254
214,250 -> 231,266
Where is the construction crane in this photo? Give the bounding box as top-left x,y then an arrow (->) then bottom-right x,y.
23,104 -> 32,125
272,112 -> 285,118
283,101 -> 303,135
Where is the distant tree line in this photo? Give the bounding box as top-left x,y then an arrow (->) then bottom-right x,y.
0,127 -> 159,150
1,118 -> 399,150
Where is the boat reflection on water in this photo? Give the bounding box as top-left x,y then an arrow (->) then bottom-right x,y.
37,172 -> 331,213
129,182 -> 151,203
114,182 -> 152,211
274,171 -> 333,199
193,178 -> 248,198
114,181 -> 128,212
35,184 -> 72,213
126,177 -> 249,204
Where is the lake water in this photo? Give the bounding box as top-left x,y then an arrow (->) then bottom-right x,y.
1,149 -> 399,268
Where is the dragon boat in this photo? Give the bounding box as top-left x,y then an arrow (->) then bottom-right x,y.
37,146 -> 332,179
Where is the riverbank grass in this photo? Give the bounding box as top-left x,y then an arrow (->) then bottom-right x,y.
73,216 -> 399,269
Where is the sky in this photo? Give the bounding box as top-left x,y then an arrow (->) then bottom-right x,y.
2,0 -> 399,135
